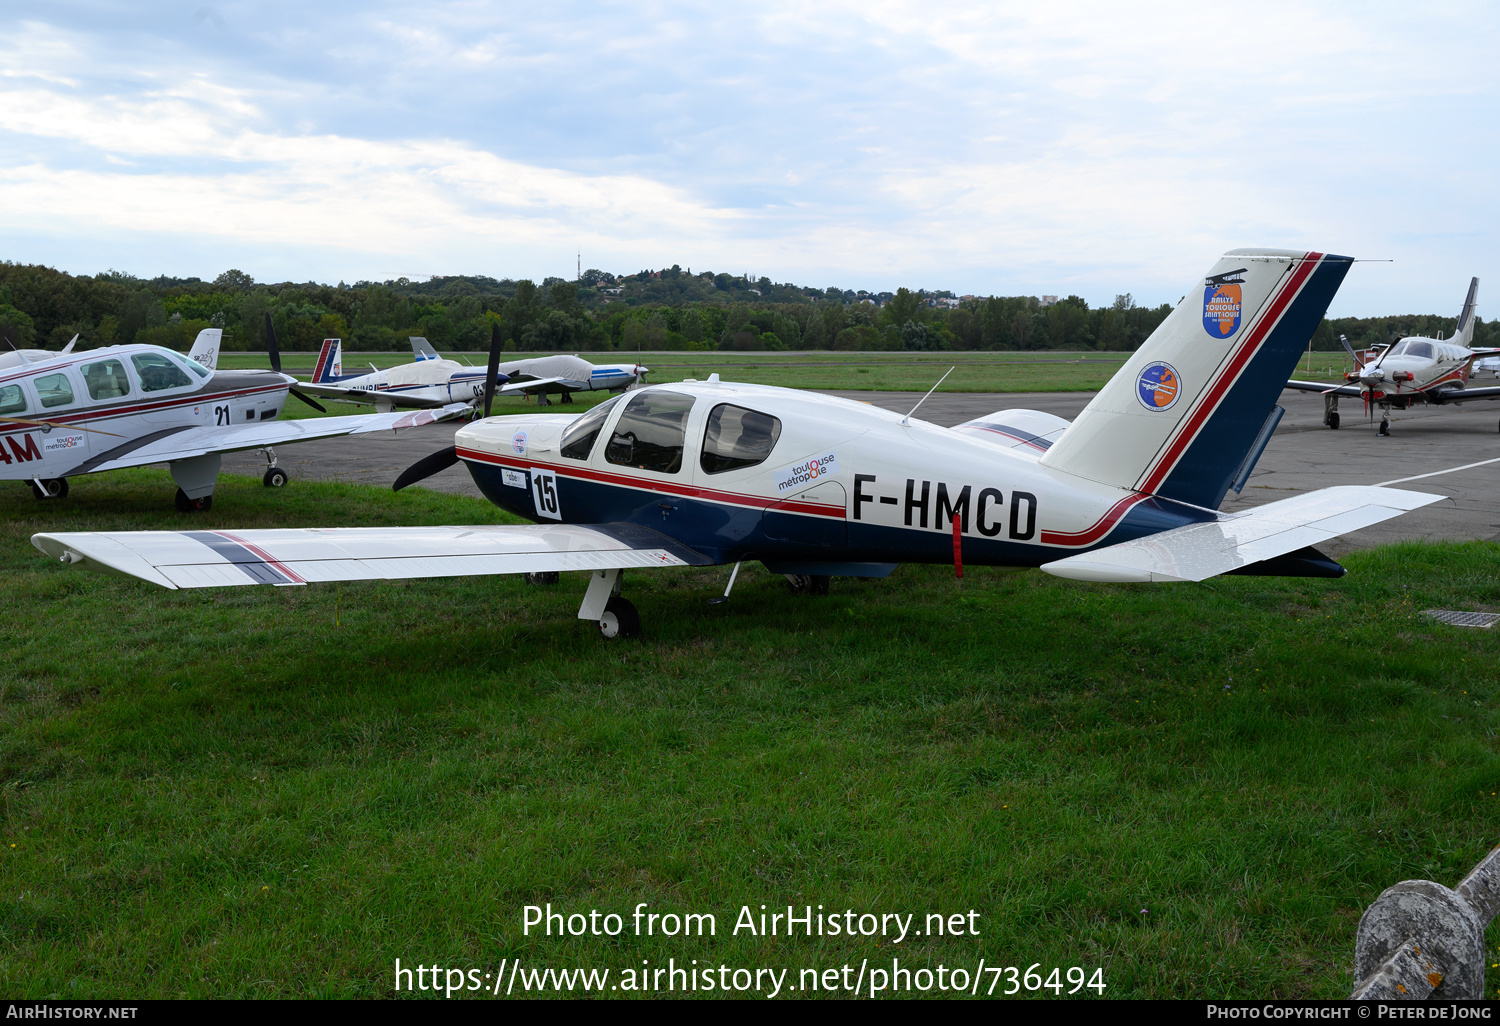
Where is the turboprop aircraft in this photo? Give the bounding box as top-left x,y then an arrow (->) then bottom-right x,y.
0,322 -> 466,510
1284,278 -> 1500,434
34,249 -> 1442,639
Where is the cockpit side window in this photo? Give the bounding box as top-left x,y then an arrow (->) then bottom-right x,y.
81,359 -> 131,401
1407,341 -> 1434,360
0,383 -> 26,416
700,403 -> 782,474
605,390 -> 695,474
35,372 -> 74,409
559,395 -> 622,460
131,352 -> 194,392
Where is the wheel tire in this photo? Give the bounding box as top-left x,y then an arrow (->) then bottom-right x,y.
598,596 -> 640,639
263,467 -> 289,488
785,574 -> 831,596
525,571 -> 560,585
29,477 -> 68,500
1328,412 -> 1340,430
174,488 -> 213,513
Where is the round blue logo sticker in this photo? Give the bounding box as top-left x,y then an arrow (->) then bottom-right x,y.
511,431 -> 528,454
1136,362 -> 1181,411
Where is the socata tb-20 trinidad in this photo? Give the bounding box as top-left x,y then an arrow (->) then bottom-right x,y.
34,249 -> 1440,638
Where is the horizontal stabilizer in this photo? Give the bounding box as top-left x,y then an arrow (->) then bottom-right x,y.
33,523 -> 710,590
1040,485 -> 1442,583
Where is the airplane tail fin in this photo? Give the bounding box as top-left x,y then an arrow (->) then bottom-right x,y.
1454,277 -> 1480,348
1039,249 -> 1352,509
410,336 -> 440,361
311,338 -> 344,383
187,328 -> 221,370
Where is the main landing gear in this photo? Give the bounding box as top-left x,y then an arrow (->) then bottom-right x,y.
785,574 -> 831,596
578,567 -> 640,639
29,477 -> 68,500
1323,394 -> 1340,430
174,489 -> 213,513
259,448 -> 288,488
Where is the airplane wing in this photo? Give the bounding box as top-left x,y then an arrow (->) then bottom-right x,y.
1284,379 -> 1362,397
296,382 -> 454,409
496,376 -> 581,394
62,406 -> 471,476
1429,386 -> 1500,403
32,522 -> 712,590
1039,485 -> 1443,583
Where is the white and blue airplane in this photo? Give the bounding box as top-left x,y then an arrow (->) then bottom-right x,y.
298,336 -> 647,412
34,249 -> 1440,637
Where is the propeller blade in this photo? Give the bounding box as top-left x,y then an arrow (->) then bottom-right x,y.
289,388 -> 327,413
393,445 -> 459,492
1338,333 -> 1361,367
264,313 -> 281,374
483,323 -> 502,418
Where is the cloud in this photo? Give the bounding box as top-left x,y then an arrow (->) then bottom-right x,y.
0,2 -> 1497,311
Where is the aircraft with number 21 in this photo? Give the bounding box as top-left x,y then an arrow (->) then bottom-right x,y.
35,249 -> 1440,637
1,325 -> 466,510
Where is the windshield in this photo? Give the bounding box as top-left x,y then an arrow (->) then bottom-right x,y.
559,396 -> 622,460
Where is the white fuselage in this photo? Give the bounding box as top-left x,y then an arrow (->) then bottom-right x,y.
449,380 -> 1202,569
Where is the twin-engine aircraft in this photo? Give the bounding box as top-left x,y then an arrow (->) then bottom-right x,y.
1,325 -> 466,510
1285,278 -> 1500,434
35,249 -> 1441,637
297,336 -> 647,413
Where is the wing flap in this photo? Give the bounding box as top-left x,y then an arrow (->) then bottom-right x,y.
298,383 -> 452,409
33,523 -> 702,590
1040,485 -> 1442,583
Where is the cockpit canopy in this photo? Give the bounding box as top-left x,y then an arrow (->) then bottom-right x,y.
1388,339 -> 1434,360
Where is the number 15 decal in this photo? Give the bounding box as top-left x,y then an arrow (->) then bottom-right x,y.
531,468 -> 561,520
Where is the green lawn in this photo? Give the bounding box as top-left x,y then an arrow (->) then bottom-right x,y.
2,471 -> 1499,998
221,350 -> 1136,394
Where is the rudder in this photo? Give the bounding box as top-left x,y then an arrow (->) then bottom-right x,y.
311,338 -> 344,383
1039,249 -> 1352,509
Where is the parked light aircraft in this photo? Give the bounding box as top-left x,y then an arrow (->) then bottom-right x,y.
296,336 -> 506,412
35,249 -> 1441,638
1,323 -> 466,510
1285,278 -> 1500,434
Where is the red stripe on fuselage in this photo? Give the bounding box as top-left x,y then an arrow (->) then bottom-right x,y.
0,383 -> 288,432
1139,254 -> 1322,496
456,446 -> 847,519
1038,492 -> 1149,546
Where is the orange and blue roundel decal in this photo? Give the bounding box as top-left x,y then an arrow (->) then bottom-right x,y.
1136,361 -> 1181,411
1203,281 -> 1242,338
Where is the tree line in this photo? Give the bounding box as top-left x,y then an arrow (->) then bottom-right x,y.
0,261 -> 1488,355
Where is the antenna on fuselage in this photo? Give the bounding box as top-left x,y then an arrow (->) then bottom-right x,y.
902,366 -> 955,426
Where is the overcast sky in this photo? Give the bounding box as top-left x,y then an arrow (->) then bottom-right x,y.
1,1 -> 1496,315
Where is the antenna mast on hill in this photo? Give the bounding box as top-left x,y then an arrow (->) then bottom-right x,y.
577,250 -> 581,282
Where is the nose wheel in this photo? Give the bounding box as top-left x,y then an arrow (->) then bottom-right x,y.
258,448 -> 287,487
1378,414 -> 1391,436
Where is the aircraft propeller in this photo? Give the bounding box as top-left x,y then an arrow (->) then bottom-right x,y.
393,323 -> 507,492
263,313 -> 329,413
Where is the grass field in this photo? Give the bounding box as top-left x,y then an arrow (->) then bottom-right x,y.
220,350 -> 1141,394
3,470 -> 1499,999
